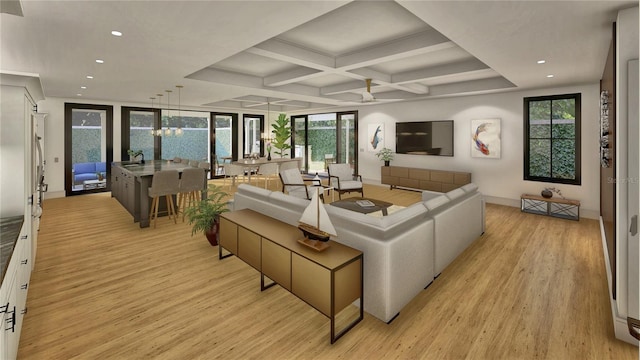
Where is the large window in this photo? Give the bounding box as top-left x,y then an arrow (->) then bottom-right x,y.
161,109 -> 210,162
524,93 -> 581,184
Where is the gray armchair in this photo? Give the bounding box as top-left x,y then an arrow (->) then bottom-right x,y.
279,168 -> 316,200
328,163 -> 363,199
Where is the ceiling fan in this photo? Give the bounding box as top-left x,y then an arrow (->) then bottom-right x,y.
362,79 -> 375,103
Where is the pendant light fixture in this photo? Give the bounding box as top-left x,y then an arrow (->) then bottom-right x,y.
164,89 -> 172,136
175,85 -> 184,136
155,93 -> 163,136
262,99 -> 272,142
149,96 -> 156,136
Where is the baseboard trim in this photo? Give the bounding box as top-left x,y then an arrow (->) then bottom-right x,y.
483,195 -> 598,220
44,191 -> 65,199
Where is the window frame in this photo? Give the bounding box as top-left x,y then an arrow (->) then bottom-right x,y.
523,93 -> 581,185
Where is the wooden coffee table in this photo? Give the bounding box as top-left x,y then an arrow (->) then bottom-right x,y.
330,197 -> 393,215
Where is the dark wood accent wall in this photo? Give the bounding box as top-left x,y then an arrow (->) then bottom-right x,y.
600,23 -> 616,299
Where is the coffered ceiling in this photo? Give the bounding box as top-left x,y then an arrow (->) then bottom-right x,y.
1,1 -> 635,114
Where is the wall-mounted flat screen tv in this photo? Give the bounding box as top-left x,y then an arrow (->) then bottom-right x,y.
396,120 -> 454,156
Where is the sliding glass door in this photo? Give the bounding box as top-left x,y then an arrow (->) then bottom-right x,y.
65,103 -> 113,195
212,113 -> 238,177
291,111 -> 358,175
243,114 -> 264,158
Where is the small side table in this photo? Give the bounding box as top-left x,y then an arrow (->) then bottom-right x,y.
521,194 -> 580,221
83,179 -> 106,190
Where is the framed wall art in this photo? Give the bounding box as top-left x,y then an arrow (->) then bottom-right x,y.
471,118 -> 501,158
368,123 -> 384,152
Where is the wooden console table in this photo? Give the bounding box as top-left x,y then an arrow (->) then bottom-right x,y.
521,194 -> 580,221
219,209 -> 363,344
381,166 -> 471,192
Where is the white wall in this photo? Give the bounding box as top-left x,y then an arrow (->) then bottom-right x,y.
36,97 -> 267,198
355,83 -> 601,219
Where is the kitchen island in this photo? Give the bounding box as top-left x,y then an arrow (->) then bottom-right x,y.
111,160 -> 206,228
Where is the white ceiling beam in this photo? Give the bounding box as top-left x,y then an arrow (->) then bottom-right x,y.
187,68 -> 264,88
248,38 -> 335,70
263,67 -> 322,87
348,68 -> 391,83
428,77 -> 516,97
321,80 -> 367,95
233,95 -> 269,103
390,83 -> 429,94
373,90 -> 419,100
335,30 -> 455,70
392,58 -> 490,84
278,100 -> 310,108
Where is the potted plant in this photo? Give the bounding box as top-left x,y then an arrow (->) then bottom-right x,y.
184,184 -> 230,246
271,113 -> 292,158
376,147 -> 394,166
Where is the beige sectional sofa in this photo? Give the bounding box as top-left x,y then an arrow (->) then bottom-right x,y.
230,183 -> 484,323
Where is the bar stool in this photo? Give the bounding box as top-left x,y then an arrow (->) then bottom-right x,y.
148,170 -> 180,228
178,167 -> 205,222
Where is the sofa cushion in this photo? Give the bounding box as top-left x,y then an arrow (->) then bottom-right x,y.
73,162 -> 97,174
460,183 -> 478,193
423,195 -> 451,211
421,190 -> 443,202
95,162 -> 107,173
336,180 -> 362,190
445,188 -> 465,200
75,173 -> 98,182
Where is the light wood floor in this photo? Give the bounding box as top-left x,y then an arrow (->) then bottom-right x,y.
19,180 -> 637,359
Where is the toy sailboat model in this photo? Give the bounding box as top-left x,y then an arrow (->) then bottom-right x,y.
297,188 -> 337,251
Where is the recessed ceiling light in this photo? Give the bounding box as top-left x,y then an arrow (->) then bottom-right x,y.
537,60 -> 546,64
80,86 -> 87,89
86,75 -> 94,79
111,30 -> 122,37
546,74 -> 554,78
77,94 -> 82,96
96,59 -> 104,64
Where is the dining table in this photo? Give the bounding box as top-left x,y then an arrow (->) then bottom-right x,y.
231,157 -> 299,184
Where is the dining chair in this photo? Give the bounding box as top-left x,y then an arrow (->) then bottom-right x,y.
178,167 -> 205,222
256,162 -> 279,189
328,163 -> 363,199
172,156 -> 182,163
181,158 -> 190,164
148,170 -> 180,228
189,160 -> 199,167
222,163 -> 246,189
198,161 -> 211,170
